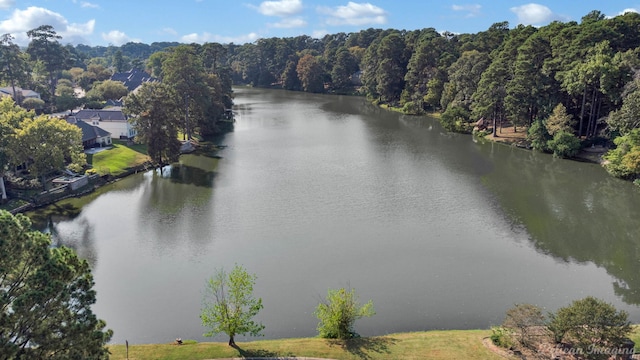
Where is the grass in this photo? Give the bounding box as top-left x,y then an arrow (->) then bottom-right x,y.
107,330 -> 508,360
88,142 -> 150,176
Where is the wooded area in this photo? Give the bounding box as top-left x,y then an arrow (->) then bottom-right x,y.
2,10 -> 640,182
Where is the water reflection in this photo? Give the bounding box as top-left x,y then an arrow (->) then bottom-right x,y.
47,216 -> 98,268
478,141 -> 640,304
28,88 -> 640,343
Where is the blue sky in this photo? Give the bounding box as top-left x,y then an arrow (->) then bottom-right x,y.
1,0 -> 638,46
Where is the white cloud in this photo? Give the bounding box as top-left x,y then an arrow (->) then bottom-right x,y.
161,27 -> 178,36
102,30 -> 139,46
180,32 -> 260,44
618,8 -> 639,15
510,3 -> 555,25
0,6 -> 95,45
80,2 -> 100,9
317,2 -> 387,26
253,0 -> 302,17
311,29 -> 327,39
270,17 -> 306,28
0,0 -> 15,10
452,4 -> 481,18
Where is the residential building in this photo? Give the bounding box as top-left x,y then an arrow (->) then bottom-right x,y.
70,107 -> 136,139
0,86 -> 41,101
66,117 -> 112,148
110,68 -> 158,92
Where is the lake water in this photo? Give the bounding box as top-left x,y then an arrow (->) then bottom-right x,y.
35,87 -> 640,344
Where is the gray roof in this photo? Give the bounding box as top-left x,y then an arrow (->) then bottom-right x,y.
73,108 -> 127,122
67,118 -> 111,142
110,68 -> 158,92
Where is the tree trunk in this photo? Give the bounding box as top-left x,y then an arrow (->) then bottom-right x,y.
0,175 -> 7,200
578,85 -> 587,137
492,117 -> 497,137
228,335 -> 235,347
586,88 -> 597,139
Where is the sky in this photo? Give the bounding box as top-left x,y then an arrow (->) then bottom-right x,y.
0,0 -> 639,47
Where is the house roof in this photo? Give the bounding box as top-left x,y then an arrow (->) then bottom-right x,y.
110,68 -> 158,92
73,108 -> 127,122
67,118 -> 111,142
0,86 -> 40,99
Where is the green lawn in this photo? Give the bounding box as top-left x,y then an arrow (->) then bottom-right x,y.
88,142 -> 150,176
107,330 -> 507,360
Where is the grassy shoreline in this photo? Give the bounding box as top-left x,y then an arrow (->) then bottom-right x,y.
107,330 -> 507,360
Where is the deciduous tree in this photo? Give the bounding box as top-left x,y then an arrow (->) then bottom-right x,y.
9,113 -> 85,187
296,54 -> 324,93
200,264 -> 265,347
315,287 -> 375,340
125,82 -> 181,164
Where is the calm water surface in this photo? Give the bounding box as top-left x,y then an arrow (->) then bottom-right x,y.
36,87 -> 640,344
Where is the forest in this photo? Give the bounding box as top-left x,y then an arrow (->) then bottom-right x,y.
2,10 -> 640,182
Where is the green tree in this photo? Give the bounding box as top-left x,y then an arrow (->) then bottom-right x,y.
26,25 -> 70,112
125,82 -> 181,164
603,129 -> 640,179
162,45 -> 215,138
607,78 -> 640,135
315,287 -> 375,340
282,56 -> 302,91
87,79 -> 129,101
547,131 -> 581,158
440,105 -> 471,133
546,103 -> 575,136
547,297 -> 631,360
527,119 -> 550,151
442,50 -> 490,111
112,49 -> 126,72
331,46 -> 357,90
0,210 -> 112,359
200,264 -> 265,347
374,32 -> 407,105
0,34 -> 30,104
9,115 -> 85,187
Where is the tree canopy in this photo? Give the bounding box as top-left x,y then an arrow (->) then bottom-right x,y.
0,210 -> 112,359
200,265 -> 264,347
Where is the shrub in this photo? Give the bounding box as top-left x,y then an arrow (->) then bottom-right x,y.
547,297 -> 631,360
315,287 -> 375,340
402,101 -> 423,115
490,326 -> 515,348
547,131 -> 581,158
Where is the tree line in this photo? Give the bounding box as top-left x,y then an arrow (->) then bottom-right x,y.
86,10 -> 633,181
0,25 -> 235,192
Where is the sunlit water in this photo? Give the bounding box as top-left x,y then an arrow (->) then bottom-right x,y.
37,87 -> 640,344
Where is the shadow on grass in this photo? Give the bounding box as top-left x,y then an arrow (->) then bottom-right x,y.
231,344 -> 296,358
327,337 -> 397,360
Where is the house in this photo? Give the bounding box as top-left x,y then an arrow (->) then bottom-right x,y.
66,117 -> 112,148
0,86 -> 41,101
110,68 -> 158,92
70,107 -> 136,140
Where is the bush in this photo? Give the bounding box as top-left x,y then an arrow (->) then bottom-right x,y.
315,287 -> 375,340
402,101 -> 423,115
440,105 -> 471,133
547,297 -> 631,360
603,129 -> 640,179
490,326 -> 515,349
547,131 -> 581,158
527,120 -> 550,152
